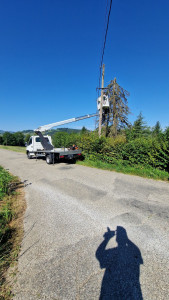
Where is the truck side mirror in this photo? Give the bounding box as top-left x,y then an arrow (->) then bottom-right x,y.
25,142 -> 27,147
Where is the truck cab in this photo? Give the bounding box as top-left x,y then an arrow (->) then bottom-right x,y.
26,135 -> 52,158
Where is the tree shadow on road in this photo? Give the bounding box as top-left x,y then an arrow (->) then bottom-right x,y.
96,226 -> 143,300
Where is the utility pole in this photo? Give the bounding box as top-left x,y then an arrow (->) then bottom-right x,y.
99,64 -> 105,137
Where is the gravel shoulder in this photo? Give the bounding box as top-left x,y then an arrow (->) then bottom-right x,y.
0,149 -> 169,299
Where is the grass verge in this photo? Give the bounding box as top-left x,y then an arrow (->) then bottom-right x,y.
0,166 -> 26,299
77,158 -> 169,181
0,145 -> 26,153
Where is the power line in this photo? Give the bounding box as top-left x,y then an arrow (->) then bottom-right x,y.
101,0 -> 109,48
98,0 -> 113,91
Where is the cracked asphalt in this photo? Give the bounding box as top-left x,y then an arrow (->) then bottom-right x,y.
0,149 -> 169,299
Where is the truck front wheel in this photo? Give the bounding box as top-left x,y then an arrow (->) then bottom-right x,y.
27,151 -> 32,159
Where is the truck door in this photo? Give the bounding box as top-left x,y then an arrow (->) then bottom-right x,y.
28,137 -> 33,151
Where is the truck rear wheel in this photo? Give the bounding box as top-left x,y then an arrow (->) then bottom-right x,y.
46,154 -> 53,164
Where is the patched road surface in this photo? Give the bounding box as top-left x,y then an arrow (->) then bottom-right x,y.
0,149 -> 169,299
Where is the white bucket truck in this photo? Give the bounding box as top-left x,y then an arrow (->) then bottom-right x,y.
26,95 -> 109,164
26,113 -> 97,164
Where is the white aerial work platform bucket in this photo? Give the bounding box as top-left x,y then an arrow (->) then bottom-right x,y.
97,94 -> 109,111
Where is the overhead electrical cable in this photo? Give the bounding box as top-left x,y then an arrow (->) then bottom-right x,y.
98,0 -> 113,91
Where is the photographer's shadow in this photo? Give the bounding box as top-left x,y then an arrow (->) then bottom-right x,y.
96,226 -> 143,300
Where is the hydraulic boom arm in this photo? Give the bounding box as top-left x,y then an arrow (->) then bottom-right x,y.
34,113 -> 98,132
34,113 -> 98,151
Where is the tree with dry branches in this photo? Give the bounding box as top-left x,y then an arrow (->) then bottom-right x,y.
103,78 -> 130,137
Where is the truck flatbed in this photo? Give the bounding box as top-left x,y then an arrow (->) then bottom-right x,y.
27,146 -> 82,164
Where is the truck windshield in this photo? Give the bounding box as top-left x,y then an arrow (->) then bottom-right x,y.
35,137 -> 49,143
28,138 -> 32,145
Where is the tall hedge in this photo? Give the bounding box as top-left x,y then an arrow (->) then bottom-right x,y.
52,131 -> 169,172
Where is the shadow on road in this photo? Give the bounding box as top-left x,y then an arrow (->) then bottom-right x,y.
96,226 -> 143,300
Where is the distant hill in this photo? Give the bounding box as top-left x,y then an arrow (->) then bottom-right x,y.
21,129 -> 34,134
0,129 -> 33,135
0,128 -> 85,136
21,128 -> 82,135
46,128 -> 82,135
0,130 -> 14,134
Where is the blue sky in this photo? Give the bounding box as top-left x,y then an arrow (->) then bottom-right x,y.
0,0 -> 169,131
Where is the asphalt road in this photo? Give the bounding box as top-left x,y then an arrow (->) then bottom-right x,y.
0,149 -> 169,300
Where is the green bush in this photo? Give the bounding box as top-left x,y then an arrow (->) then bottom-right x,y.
122,138 -> 153,165
0,167 -> 13,199
51,130 -> 169,173
52,132 -> 81,148
78,132 -> 169,172
0,166 -> 14,243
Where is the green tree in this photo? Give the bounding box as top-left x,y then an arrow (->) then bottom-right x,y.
164,127 -> 169,143
2,132 -> 16,146
104,78 -> 130,137
132,113 -> 150,138
52,132 -> 81,148
52,132 -> 69,148
25,134 -> 31,144
81,126 -> 88,135
152,121 -> 161,135
133,113 -> 144,136
14,132 -> 25,146
152,121 -> 164,141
